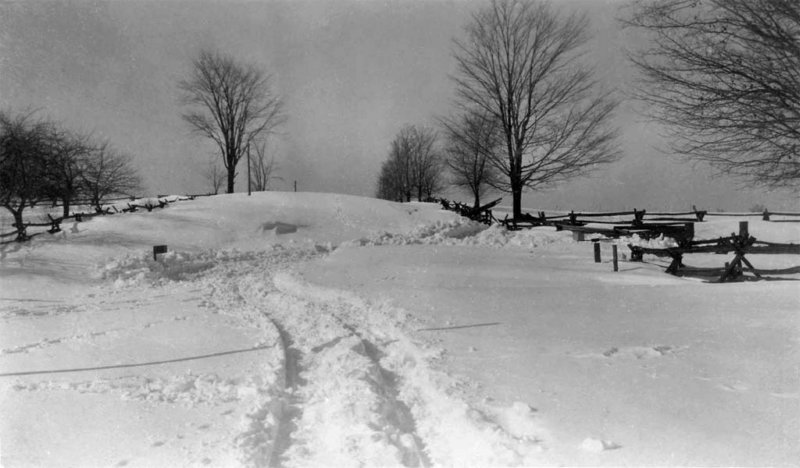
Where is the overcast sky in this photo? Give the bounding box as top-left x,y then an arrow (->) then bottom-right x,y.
1,0 -> 797,211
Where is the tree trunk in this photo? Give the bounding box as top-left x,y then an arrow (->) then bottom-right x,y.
512,187 -> 523,220
62,198 -> 70,218
12,209 -> 26,241
226,167 -> 236,194
473,192 -> 480,210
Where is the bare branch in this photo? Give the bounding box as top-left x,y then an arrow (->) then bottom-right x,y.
624,0 -> 800,190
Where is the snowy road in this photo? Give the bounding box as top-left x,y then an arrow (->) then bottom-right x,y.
2,193 -> 798,466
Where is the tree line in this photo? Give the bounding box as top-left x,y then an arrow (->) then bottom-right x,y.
376,0 -> 799,216
0,111 -> 140,236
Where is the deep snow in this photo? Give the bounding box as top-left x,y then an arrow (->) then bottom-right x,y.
1,192 -> 798,467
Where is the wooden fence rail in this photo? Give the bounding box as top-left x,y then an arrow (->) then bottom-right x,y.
0,195 -> 196,243
628,221 -> 800,282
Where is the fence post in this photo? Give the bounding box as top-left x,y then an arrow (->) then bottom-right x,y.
762,209 -> 770,221
153,245 -> 168,261
739,221 -> 749,238
612,245 -> 619,272
594,242 -> 601,263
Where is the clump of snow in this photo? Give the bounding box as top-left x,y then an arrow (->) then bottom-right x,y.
580,437 -> 621,452
97,246 -> 324,287
619,233 -> 679,249
99,250 -> 217,286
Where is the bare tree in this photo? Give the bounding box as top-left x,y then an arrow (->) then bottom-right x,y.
179,50 -> 284,194
453,0 -> 620,219
624,0 -> 800,190
376,157 -> 405,202
0,111 -> 53,239
202,158 -> 225,195
441,110 -> 501,208
81,142 -> 141,211
378,125 -> 444,202
45,129 -> 92,218
249,140 -> 282,192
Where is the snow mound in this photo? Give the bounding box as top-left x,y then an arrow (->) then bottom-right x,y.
343,219 -> 574,249
97,246 -> 323,287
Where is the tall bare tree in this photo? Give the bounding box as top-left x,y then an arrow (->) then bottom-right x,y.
0,111 -> 53,238
441,110 -> 501,208
453,0 -> 620,219
249,140 -> 282,192
179,50 -> 284,193
81,142 -> 141,211
624,0 -> 800,190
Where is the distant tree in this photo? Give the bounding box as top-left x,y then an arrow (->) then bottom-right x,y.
624,0 -> 800,190
81,142 -> 141,211
452,0 -> 620,219
249,140 -> 282,192
376,157 -> 405,202
441,110 -> 501,208
203,158 -> 225,195
45,129 -> 92,218
376,125 -> 444,202
419,155 -> 445,201
179,49 -> 285,194
0,111 -> 53,239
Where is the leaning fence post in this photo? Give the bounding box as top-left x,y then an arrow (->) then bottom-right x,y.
594,241 -> 601,263
612,245 -> 619,272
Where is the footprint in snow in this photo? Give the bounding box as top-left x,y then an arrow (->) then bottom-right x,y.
601,345 -> 674,359
717,382 -> 749,393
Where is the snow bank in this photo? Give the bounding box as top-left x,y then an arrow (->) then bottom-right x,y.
343,219 -> 575,250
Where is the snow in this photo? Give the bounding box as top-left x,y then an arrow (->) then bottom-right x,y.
1,192 -> 799,467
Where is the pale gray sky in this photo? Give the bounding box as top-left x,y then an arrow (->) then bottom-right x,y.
1,0 -> 797,211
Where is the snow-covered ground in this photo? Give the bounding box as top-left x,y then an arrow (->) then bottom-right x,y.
1,192 -> 798,467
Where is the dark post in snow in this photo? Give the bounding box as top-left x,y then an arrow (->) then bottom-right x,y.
153,245 -> 168,261
294,180 -> 297,192
594,242 -> 601,263
739,221 -> 749,238
612,245 -> 619,272
247,143 -> 252,196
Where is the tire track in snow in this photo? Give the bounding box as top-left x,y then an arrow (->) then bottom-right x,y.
264,272 -> 548,466
233,270 -> 432,467
266,319 -> 306,468
193,246 -> 547,466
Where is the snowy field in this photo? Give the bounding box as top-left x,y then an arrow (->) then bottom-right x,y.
1,192 -> 798,467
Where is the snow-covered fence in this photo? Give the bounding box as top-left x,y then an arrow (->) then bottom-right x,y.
628,221 -> 800,282
0,195 -> 196,244
705,209 -> 800,222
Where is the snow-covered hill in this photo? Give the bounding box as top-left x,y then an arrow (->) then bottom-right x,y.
1,192 -> 798,467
